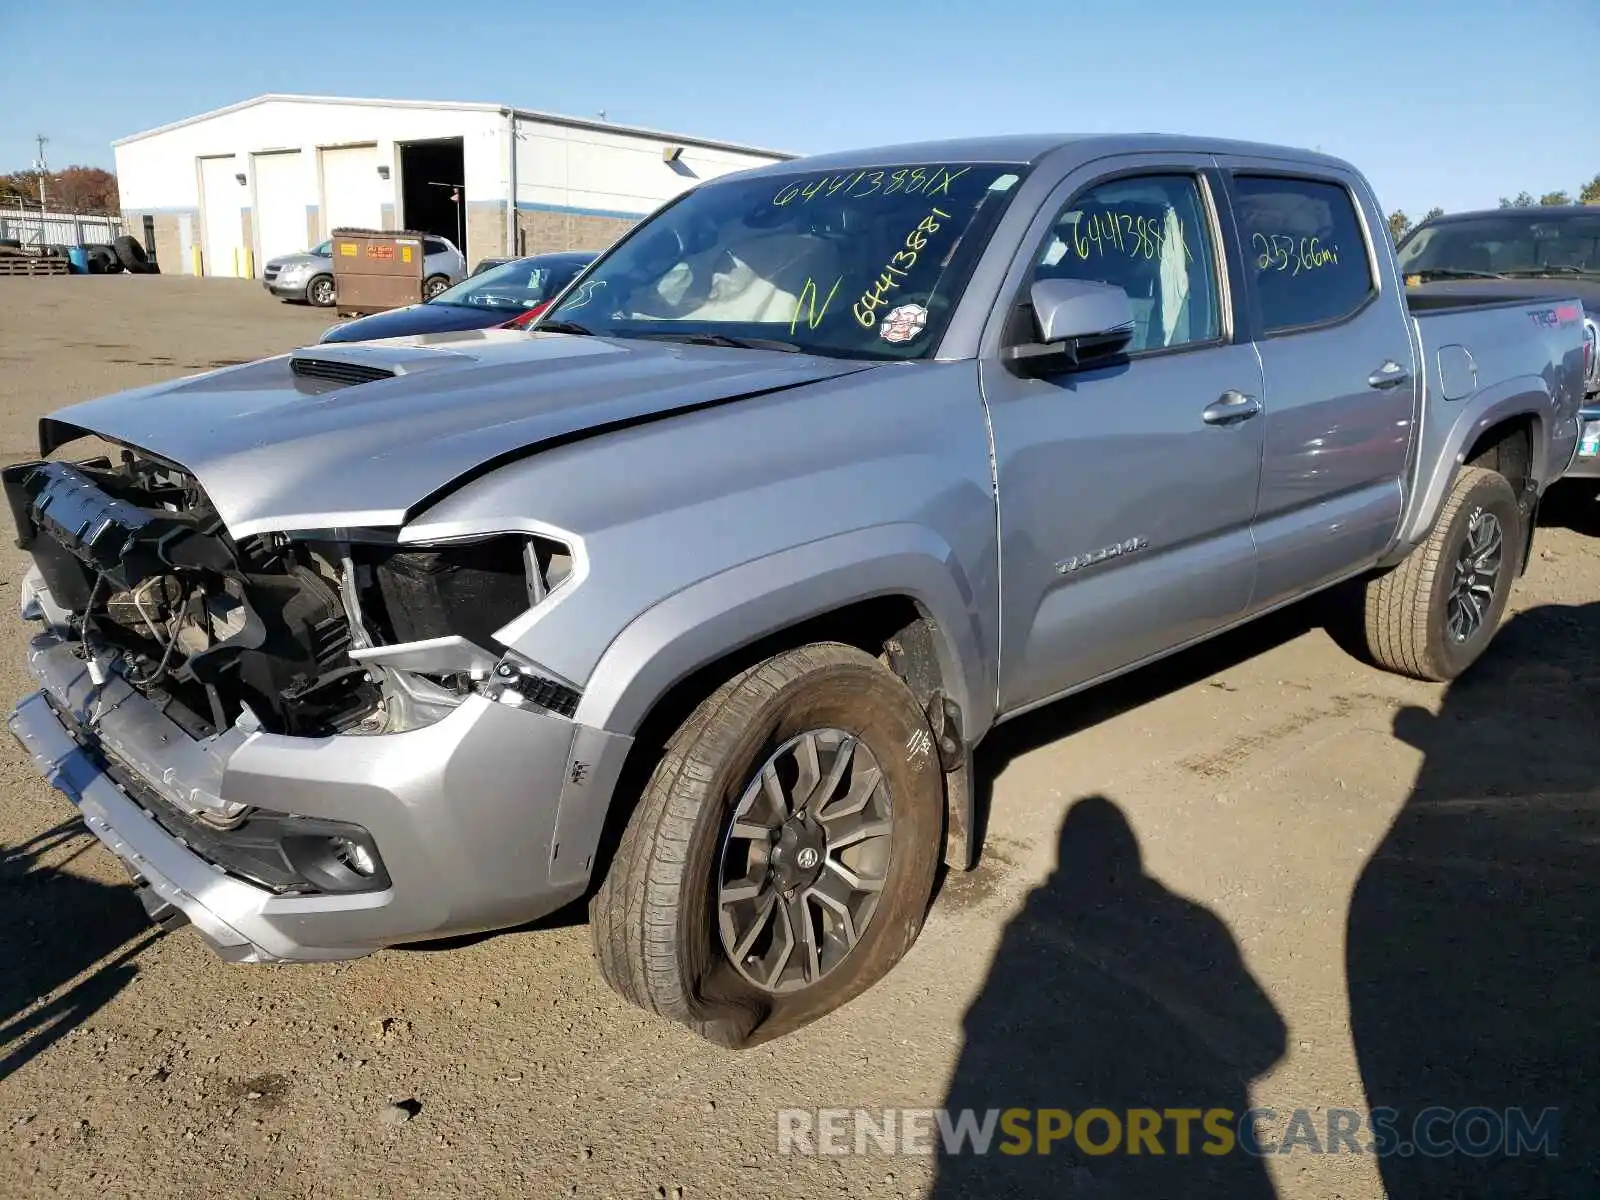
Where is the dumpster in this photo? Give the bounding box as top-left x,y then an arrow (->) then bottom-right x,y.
330,228 -> 426,315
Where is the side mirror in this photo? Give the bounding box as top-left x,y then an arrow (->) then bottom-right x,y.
1003,278 -> 1136,373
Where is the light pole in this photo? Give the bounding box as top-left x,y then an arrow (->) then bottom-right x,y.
33,134 -> 48,207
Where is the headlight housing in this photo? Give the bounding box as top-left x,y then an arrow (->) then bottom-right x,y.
327,531 -> 582,733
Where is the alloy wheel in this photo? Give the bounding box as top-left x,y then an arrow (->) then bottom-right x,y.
716,728 -> 893,993
1446,505 -> 1503,642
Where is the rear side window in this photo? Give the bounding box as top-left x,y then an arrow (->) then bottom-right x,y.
1232,176 -> 1374,333
424,238 -> 448,255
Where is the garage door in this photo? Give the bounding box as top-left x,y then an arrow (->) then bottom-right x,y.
252,150 -> 306,267
199,155 -> 244,277
320,144 -> 382,233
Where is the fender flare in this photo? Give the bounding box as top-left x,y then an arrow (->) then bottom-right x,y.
1384,376 -> 1551,565
573,522 -> 993,742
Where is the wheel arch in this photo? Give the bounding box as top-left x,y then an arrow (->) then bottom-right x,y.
575,525 -> 996,880
1388,378 -> 1551,565
574,526 -> 991,738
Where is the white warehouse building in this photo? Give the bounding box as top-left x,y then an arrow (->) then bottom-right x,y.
112,94 -> 794,278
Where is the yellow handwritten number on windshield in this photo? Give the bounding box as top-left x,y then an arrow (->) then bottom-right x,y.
774,166 -> 971,207
853,207 -> 950,328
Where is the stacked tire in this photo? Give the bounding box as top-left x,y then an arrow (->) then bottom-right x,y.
112,235 -> 159,274
81,238 -> 160,275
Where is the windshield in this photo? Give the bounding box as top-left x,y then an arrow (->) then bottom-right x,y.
311,241 -> 331,257
540,163 -> 1028,358
431,257 -> 587,310
1397,213 -> 1600,279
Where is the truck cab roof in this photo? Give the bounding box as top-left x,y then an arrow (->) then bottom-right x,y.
728,133 -> 1358,178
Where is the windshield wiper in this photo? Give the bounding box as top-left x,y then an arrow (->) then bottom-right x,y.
622,331 -> 803,353
1500,266 -> 1600,279
1409,267 -> 1509,281
534,319 -> 595,335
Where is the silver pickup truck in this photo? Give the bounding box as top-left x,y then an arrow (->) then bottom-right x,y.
6,134 -> 1587,1048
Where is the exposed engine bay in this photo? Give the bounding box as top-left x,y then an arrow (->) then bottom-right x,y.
3,450 -> 575,741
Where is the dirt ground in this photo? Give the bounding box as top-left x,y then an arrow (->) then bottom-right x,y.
0,276 -> 1594,1199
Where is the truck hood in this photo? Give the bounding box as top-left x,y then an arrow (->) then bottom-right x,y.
41,329 -> 876,537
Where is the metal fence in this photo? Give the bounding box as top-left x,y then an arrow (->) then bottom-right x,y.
0,207 -> 123,248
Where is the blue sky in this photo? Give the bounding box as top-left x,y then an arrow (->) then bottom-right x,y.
2,0 -> 1596,217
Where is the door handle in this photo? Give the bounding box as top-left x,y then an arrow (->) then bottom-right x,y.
1201,391 -> 1262,426
1368,360 -> 1411,390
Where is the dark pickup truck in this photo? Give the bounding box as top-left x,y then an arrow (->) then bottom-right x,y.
1398,205 -> 1600,480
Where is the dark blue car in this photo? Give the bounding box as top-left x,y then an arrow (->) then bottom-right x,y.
319,251 -> 598,344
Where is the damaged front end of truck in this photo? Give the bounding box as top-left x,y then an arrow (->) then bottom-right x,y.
3,441 -> 586,922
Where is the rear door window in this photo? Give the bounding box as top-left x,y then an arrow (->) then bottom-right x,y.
1232,176 -> 1374,333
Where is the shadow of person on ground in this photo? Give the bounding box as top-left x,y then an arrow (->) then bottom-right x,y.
1348,600 -> 1600,1198
0,814 -> 155,1082
932,796 -> 1286,1198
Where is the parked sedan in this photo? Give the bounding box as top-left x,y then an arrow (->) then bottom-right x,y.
264,236 -> 468,308
318,251 -> 596,343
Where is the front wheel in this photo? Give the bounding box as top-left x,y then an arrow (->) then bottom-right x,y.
590,642 -> 944,1047
306,275 -> 336,308
1360,465 -> 1522,681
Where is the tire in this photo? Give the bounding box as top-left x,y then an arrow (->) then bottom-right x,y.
1361,465 -> 1522,681
590,642 -> 944,1048
94,246 -> 123,275
83,250 -> 106,275
423,274 -> 449,301
306,275 -> 336,308
112,235 -> 148,272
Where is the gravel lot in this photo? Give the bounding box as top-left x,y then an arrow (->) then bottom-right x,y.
1,276 -> 1595,1199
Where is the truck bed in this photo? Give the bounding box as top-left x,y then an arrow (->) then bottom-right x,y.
1397,291 -> 1587,551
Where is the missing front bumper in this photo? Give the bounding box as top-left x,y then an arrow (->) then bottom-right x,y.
11,630 -> 634,962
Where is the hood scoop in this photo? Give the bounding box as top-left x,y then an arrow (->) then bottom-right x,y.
287,340 -> 480,392
289,356 -> 395,390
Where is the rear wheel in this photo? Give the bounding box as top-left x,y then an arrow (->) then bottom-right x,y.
590,642 -> 944,1047
423,274 -> 449,301
1360,465 -> 1522,681
306,275 -> 335,308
